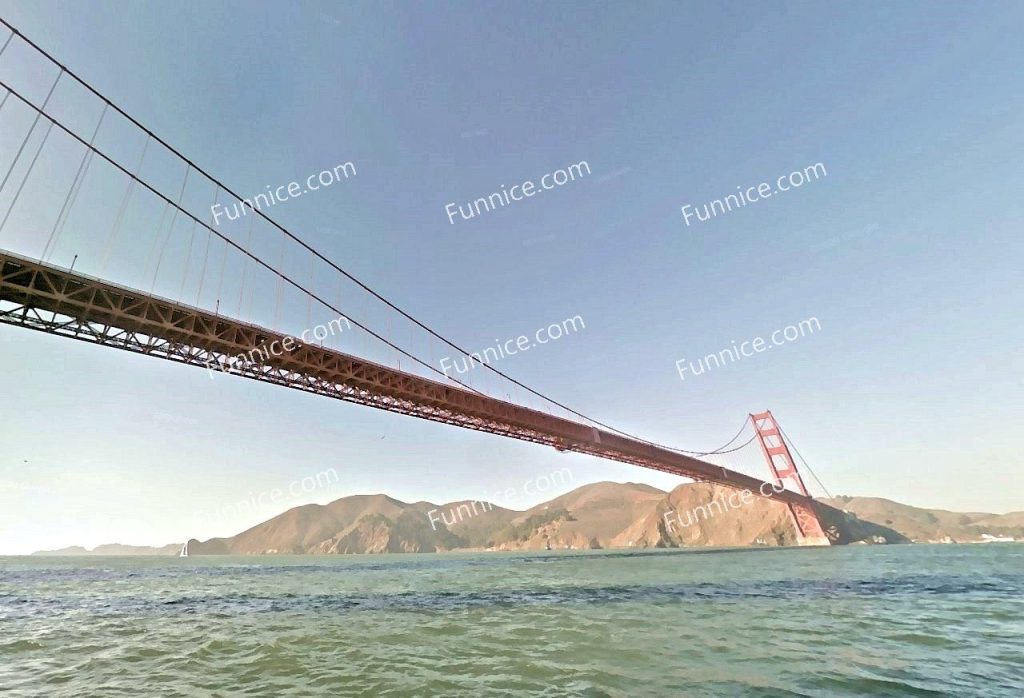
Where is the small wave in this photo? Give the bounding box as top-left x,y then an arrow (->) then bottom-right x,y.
0,639 -> 45,653
4,572 -> 1021,620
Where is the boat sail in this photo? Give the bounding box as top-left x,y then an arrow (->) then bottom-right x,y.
179,540 -> 188,557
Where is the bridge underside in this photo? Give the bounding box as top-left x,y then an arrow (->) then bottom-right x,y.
0,249 -> 831,542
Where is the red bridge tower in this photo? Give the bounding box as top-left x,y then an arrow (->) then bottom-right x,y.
750,410 -> 832,546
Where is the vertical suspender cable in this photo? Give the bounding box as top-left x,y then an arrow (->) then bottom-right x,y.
100,134 -> 150,275
194,188 -> 217,305
236,212 -> 255,317
42,102 -> 107,261
0,28 -> 14,57
335,272 -> 344,350
214,232 -> 229,313
272,234 -> 285,330
150,166 -> 190,291
0,120 -> 53,235
306,254 -> 313,335
0,69 -> 61,196
178,219 -> 197,302
141,200 -> 172,287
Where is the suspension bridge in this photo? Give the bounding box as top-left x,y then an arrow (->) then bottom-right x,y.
0,20 -> 835,546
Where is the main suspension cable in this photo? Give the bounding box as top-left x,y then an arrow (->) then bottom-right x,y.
0,79 -> 484,395
778,423 -> 833,499
0,74 -> 745,465
0,21 -> 760,462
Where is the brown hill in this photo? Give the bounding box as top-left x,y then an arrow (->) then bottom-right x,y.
445,482 -> 905,551
435,500 -> 519,547
820,496 -> 1008,542
608,483 -> 907,549
44,483 -> 1021,557
489,481 -> 667,550
968,511 -> 1024,538
615,482 -> 804,548
191,494 -> 466,554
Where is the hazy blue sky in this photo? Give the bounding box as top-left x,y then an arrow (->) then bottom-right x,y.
1,1 -> 1022,554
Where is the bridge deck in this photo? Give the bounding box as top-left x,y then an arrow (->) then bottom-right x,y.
0,249 -> 822,512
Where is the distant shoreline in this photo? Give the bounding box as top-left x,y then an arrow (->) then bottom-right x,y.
23,483 -> 1024,557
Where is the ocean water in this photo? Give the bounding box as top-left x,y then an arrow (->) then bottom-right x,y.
1,545 -> 1021,697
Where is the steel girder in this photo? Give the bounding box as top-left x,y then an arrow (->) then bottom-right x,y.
0,249 -> 826,513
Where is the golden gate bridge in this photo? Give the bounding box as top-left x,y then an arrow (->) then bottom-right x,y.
0,19 -> 835,545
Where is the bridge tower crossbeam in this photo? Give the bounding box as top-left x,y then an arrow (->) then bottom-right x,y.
750,410 -> 832,546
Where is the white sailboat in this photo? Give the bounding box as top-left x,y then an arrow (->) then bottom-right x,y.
179,540 -> 189,557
